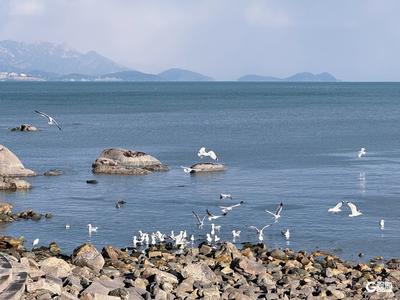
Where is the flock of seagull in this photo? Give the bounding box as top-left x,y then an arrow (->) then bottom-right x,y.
26,111 -> 382,252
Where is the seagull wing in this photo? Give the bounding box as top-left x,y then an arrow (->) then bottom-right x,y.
206,209 -> 214,217
347,202 -> 359,214
192,211 -> 202,224
35,110 -> 51,121
265,209 -> 276,217
209,151 -> 217,160
275,203 -> 283,216
51,118 -> 62,130
249,226 -> 260,233
260,224 -> 272,233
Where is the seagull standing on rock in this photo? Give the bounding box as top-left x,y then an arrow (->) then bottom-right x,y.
198,147 -> 218,161
34,110 -> 62,130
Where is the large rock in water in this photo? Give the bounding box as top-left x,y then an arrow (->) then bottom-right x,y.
92,148 -> 168,175
0,177 -> 31,190
11,124 -> 38,132
0,144 -> 36,177
189,162 -> 225,173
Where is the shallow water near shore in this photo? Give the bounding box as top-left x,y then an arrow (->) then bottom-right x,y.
1,82 -> 400,260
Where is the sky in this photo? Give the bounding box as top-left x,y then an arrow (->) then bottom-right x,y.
0,0 -> 399,81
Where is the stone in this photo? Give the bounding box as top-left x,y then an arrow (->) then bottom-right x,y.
60,291 -> 80,300
182,262 -> 220,284
189,162 -> 225,173
45,213 -> 53,219
234,257 -> 266,276
11,124 -> 38,132
0,144 -> 36,176
201,286 -> 220,299
199,244 -> 213,255
44,169 -> 63,176
0,235 -> 25,250
87,180 -> 98,184
0,177 -> 31,190
82,282 -> 110,296
40,257 -> 72,278
330,289 -> 346,299
142,267 -> 178,285
270,249 -> 287,260
72,243 -> 105,272
0,202 -> 13,214
92,148 -> 168,175
26,278 -> 62,295
109,288 -> 129,300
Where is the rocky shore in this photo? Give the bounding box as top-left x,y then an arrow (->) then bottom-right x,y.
0,238 -> 398,299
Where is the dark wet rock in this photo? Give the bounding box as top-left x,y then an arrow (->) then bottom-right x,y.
0,235 -> 25,251
92,148 -> 168,175
86,179 -> 98,184
44,169 -> 63,176
45,213 -> 53,219
11,124 -> 38,132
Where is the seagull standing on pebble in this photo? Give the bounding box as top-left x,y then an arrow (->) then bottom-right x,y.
265,203 -> 283,223
347,201 -> 362,217
34,110 -> 62,130
198,147 -> 218,161
357,147 -> 367,158
328,201 -> 344,213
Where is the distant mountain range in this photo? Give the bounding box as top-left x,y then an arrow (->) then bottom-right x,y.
238,72 -> 338,82
0,40 -> 337,82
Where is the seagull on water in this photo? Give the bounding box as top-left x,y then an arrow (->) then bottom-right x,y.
206,233 -> 213,244
347,201 -> 362,217
265,202 -> 283,223
249,224 -> 272,242
281,229 -> 290,240
115,200 -> 126,208
192,211 -> 206,228
65,224 -> 70,229
198,147 -> 218,161
88,224 -> 98,234
181,166 -> 195,173
34,110 -> 62,130
328,201 -> 344,213
357,147 -> 367,158
380,219 -> 385,230
219,201 -> 244,214
220,193 -> 232,200
211,223 -> 221,235
206,209 -> 226,221
32,238 -> 39,249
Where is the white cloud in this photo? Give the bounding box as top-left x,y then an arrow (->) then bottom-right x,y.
9,0 -> 45,16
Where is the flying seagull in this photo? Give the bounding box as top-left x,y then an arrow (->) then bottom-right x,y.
206,209 -> 226,221
198,147 -> 218,161
328,201 -> 344,213
265,202 -> 283,223
357,147 -> 367,158
219,201 -> 244,214
88,224 -> 98,234
232,230 -> 241,240
249,224 -> 272,242
35,110 -> 62,130
192,211 -> 206,228
220,193 -> 232,200
347,201 -> 362,217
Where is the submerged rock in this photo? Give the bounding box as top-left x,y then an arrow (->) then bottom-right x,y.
0,177 -> 31,190
92,148 -> 168,175
44,169 -> 63,176
0,144 -> 36,177
189,162 -> 225,173
11,124 -> 38,132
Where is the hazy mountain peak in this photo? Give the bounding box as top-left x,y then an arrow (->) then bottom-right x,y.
158,68 -> 213,81
238,72 -> 338,82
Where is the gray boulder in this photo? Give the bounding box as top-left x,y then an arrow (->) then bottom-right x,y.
71,244 -> 105,272
0,177 -> 31,190
92,148 -> 168,175
0,144 -> 36,177
11,124 -> 38,132
189,162 -> 225,173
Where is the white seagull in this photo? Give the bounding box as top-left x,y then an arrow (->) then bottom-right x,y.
88,224 -> 98,234
380,219 -> 385,230
232,230 -> 241,240
220,193 -> 232,200
65,224 -> 70,229
328,201 -> 344,213
281,229 -> 290,240
32,238 -> 39,249
357,147 -> 367,158
206,209 -> 226,221
249,225 -> 271,242
192,211 -> 206,228
206,233 -> 213,244
219,201 -> 244,214
347,201 -> 362,217
181,166 -> 195,173
265,202 -> 283,223
198,147 -> 218,161
34,110 -> 62,130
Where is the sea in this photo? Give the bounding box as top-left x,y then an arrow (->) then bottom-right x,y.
0,82 -> 399,261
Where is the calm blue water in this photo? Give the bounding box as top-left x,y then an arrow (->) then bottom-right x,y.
0,82 -> 399,260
